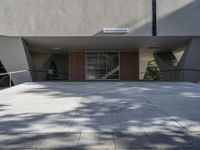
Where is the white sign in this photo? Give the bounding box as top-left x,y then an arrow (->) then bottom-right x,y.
103,28 -> 129,33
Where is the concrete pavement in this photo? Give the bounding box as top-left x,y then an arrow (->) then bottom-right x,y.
0,82 -> 200,149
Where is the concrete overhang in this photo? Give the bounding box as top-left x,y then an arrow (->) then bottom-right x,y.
22,36 -> 193,53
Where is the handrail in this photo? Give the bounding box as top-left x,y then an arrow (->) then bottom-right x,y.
1,68 -> 200,88
1,68 -> 200,77
159,68 -> 200,72
0,69 -> 68,88
0,69 -> 29,76
139,68 -> 200,74
140,68 -> 200,82
30,70 -> 68,81
29,70 -> 68,75
0,69 -> 29,87
0,72 -> 9,76
0,69 -> 68,76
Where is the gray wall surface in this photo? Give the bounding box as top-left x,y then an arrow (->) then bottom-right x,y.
1,0 -> 200,36
154,38 -> 200,82
154,52 -> 178,81
31,53 -> 68,81
157,0 -> 200,36
0,36 -> 33,85
0,0 -> 152,36
178,38 -> 200,82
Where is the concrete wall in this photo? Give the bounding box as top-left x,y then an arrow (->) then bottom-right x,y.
178,38 -> 200,82
139,49 -> 154,80
0,36 -> 33,84
31,53 -> 52,71
0,0 -> 152,36
154,38 -> 200,82
31,53 -> 68,81
157,0 -> 200,36
1,0 -> 200,36
154,52 -> 178,81
31,53 -> 53,81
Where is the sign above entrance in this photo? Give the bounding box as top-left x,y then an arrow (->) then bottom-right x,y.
103,28 -> 129,34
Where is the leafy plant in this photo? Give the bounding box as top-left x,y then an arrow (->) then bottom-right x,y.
46,61 -> 58,80
144,60 -> 160,80
0,75 -> 9,86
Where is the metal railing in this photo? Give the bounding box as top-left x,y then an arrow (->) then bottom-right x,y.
0,70 -> 29,88
30,70 -> 68,81
1,68 -> 200,89
140,68 -> 200,82
0,69 -> 68,89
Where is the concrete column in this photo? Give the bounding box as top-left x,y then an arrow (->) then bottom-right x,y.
178,38 -> 200,82
0,36 -> 33,85
154,52 -> 178,81
154,38 -> 200,82
139,49 -> 154,80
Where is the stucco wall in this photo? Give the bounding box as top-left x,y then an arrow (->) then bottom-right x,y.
0,0 -> 152,36
157,0 -> 200,36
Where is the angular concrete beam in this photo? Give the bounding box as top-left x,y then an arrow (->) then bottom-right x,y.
178,38 -> 200,82
154,38 -> 200,82
0,36 -> 33,85
154,52 -> 178,81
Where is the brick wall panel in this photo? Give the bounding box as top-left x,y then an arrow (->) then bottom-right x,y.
120,52 -> 139,80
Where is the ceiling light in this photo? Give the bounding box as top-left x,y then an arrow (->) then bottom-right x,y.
52,48 -> 61,50
148,47 -> 159,50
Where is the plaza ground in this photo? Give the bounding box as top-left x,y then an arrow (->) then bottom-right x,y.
0,82 -> 200,149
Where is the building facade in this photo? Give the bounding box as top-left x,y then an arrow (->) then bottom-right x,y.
0,0 -> 200,84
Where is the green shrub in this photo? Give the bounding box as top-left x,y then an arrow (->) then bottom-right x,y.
0,76 -> 9,86
46,61 -> 58,80
144,60 -> 161,80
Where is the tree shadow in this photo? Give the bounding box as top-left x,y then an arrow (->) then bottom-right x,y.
0,82 -> 200,148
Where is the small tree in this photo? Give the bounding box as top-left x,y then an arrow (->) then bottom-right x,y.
46,61 -> 58,80
144,60 -> 160,80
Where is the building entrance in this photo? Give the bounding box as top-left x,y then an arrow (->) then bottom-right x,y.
85,52 -> 120,80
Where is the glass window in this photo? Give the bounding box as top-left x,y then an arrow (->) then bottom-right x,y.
86,52 -> 120,80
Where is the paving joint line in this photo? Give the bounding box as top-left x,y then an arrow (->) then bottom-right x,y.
143,132 -> 157,149
141,94 -> 189,132
67,93 -> 86,133
75,132 -> 82,149
112,132 -> 117,150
